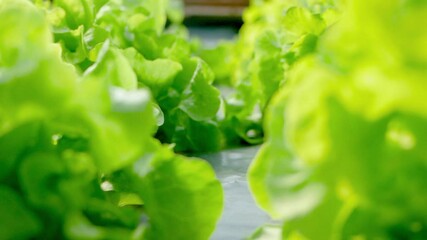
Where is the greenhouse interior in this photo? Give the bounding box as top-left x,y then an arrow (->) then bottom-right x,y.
1,0 -> 426,239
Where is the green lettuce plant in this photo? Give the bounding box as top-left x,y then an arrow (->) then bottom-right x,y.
34,0 -> 223,153
249,0 -> 427,239
212,0 -> 338,145
0,1 -> 222,239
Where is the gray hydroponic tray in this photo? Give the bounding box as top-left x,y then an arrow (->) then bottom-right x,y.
196,146 -> 271,240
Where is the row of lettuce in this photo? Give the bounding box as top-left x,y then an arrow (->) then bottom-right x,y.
38,0 -> 268,154
235,0 -> 427,239
200,0 -> 427,238
0,0 -> 223,239
1,0 -> 426,239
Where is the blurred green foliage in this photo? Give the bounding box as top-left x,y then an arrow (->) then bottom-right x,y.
249,0 -> 427,239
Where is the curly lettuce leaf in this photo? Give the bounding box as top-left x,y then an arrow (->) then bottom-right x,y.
136,147 -> 223,240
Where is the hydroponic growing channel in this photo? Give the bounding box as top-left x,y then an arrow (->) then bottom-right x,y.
1,0 -> 426,239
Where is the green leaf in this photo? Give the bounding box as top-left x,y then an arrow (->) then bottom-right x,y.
136,148 -> 223,240
84,26 -> 109,51
123,48 -> 182,97
186,119 -> 223,152
19,152 -> 67,213
54,25 -> 88,64
178,58 -> 221,121
0,122 -> 41,180
199,42 -> 234,85
0,186 -> 41,239
85,41 -> 138,90
54,0 -> 93,30
0,0 -> 77,132
82,86 -> 156,172
283,7 -> 326,36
